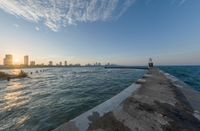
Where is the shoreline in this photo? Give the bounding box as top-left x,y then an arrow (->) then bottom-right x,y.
0,66 -> 104,70
53,68 -> 200,131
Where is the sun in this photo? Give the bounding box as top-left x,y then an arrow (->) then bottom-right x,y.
14,58 -> 20,65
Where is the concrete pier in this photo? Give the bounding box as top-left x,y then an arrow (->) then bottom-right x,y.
53,68 -> 200,131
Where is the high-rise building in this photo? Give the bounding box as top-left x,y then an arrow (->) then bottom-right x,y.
30,61 -> 35,66
3,54 -> 13,66
59,62 -> 62,66
24,55 -> 29,66
49,61 -> 53,66
64,61 -> 67,66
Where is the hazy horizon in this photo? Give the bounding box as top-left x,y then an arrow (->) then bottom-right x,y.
1,0 -> 200,66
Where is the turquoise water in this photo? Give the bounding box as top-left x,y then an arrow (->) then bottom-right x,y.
0,67 -> 146,131
160,66 -> 200,92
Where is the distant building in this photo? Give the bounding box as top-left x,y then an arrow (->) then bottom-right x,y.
68,64 -> 73,67
49,61 -> 53,66
98,63 -> 101,66
3,54 -> 13,66
59,62 -> 62,66
94,62 -> 101,66
30,61 -> 35,66
85,63 -> 92,67
64,61 -> 67,66
75,64 -> 81,67
24,55 -> 29,66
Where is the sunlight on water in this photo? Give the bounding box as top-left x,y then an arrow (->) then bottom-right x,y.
3,81 -> 29,111
3,69 -> 22,75
7,82 -> 24,90
15,115 -> 30,128
11,69 -> 21,75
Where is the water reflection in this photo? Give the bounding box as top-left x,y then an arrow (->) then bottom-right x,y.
3,81 -> 29,111
2,69 -> 21,75
11,69 -> 21,75
7,82 -> 23,90
15,115 -> 30,128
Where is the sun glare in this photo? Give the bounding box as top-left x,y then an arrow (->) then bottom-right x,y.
14,58 -> 20,65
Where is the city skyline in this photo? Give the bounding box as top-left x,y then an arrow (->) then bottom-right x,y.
0,54 -> 106,67
1,0 -> 200,66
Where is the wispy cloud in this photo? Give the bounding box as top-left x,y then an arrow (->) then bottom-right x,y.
145,0 -> 152,5
170,0 -> 188,6
179,0 -> 187,5
0,0 -> 136,31
35,26 -> 40,31
13,23 -> 19,28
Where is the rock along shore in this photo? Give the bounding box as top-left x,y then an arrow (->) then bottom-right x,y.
54,68 -> 200,131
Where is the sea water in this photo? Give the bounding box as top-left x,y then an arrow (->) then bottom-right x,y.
160,66 -> 200,92
0,67 -> 146,131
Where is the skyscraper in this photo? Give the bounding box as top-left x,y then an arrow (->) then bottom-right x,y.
30,61 -> 35,66
3,54 -> 13,66
64,61 -> 67,66
24,55 -> 29,66
49,61 -> 53,66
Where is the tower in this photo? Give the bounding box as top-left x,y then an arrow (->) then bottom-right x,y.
49,61 -> 53,66
64,61 -> 67,66
24,55 -> 29,66
4,54 -> 13,66
30,61 -> 35,66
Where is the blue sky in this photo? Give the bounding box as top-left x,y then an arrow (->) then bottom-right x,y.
0,0 -> 200,65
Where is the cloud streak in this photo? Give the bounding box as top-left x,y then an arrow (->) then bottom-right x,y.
35,27 -> 40,31
0,0 -> 136,31
179,0 -> 187,5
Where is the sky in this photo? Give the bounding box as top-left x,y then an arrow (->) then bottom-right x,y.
0,0 -> 200,66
